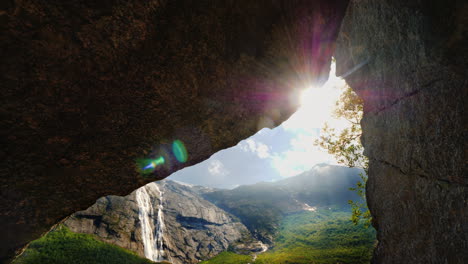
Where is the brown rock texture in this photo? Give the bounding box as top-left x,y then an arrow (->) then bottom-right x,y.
335,0 -> 468,263
65,180 -> 251,264
0,0 -> 348,262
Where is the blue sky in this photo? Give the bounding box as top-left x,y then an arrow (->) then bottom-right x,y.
169,62 -> 349,189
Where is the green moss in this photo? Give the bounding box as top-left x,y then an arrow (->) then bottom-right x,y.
13,226 -> 159,264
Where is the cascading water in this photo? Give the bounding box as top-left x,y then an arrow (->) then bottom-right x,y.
136,182 -> 168,262
153,183 -> 168,262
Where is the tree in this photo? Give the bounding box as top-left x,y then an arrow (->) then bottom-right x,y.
315,85 -> 371,227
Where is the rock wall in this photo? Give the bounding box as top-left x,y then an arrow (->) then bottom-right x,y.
0,0 -> 348,261
334,0 -> 467,263
65,180 -> 252,264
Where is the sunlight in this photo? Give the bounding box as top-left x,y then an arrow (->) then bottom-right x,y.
283,61 -> 348,133
270,61 -> 350,177
299,61 -> 347,124
300,85 -> 337,116
170,61 -> 353,184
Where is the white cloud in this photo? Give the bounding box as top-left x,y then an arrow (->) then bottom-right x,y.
208,159 -> 228,176
246,139 -> 256,152
313,165 -> 331,175
256,143 -> 270,159
271,147 -> 336,178
270,131 -> 337,178
240,139 -> 271,159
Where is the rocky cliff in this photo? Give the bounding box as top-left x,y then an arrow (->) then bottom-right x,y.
334,0 -> 468,263
0,1 -> 349,261
64,165 -> 363,264
65,180 -> 253,264
204,165 -> 364,243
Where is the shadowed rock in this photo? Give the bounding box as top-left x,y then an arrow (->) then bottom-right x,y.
0,0 -> 348,261
335,0 -> 467,263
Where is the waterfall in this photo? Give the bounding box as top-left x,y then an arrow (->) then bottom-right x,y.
153,183 -> 167,262
136,182 -> 168,262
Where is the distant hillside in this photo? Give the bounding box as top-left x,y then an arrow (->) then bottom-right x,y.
277,164 -> 364,206
203,164 -> 364,242
201,209 -> 375,264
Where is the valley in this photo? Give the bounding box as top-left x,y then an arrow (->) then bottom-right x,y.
203,210 -> 375,264
14,165 -> 375,264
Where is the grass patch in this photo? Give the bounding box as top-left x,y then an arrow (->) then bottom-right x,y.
256,209 -> 375,264
13,226 -> 159,264
200,251 -> 252,264
203,209 -> 376,264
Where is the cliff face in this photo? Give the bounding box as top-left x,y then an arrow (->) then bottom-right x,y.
334,0 -> 468,263
65,180 -> 251,264
0,0 -> 348,261
64,165 -> 365,263
204,165 -> 364,243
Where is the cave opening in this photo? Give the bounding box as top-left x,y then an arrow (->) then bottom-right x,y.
38,62 -> 376,264
170,61 -> 350,188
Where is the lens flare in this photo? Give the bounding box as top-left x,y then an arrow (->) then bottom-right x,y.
172,140 -> 188,163
143,156 -> 165,170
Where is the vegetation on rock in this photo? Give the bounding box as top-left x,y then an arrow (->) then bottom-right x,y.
13,226 -> 159,264
315,85 -> 371,226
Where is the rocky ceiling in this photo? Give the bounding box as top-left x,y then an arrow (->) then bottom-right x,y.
0,0 -> 349,262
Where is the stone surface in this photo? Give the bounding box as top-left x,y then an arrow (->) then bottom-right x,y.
334,0 -> 468,263
0,0 -> 348,261
65,180 -> 252,264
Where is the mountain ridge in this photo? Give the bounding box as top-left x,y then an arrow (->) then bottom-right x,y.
64,164 -> 365,263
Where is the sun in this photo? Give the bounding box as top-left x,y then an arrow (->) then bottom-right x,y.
300,86 -> 335,111
297,78 -> 343,127
283,61 -> 347,132
299,62 -> 345,114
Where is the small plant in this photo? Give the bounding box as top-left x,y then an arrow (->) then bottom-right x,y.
315,85 -> 371,227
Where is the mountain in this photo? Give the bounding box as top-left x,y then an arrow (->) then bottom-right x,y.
201,209 -> 375,264
61,164 -> 369,263
64,180 -> 254,264
203,164 -> 364,243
